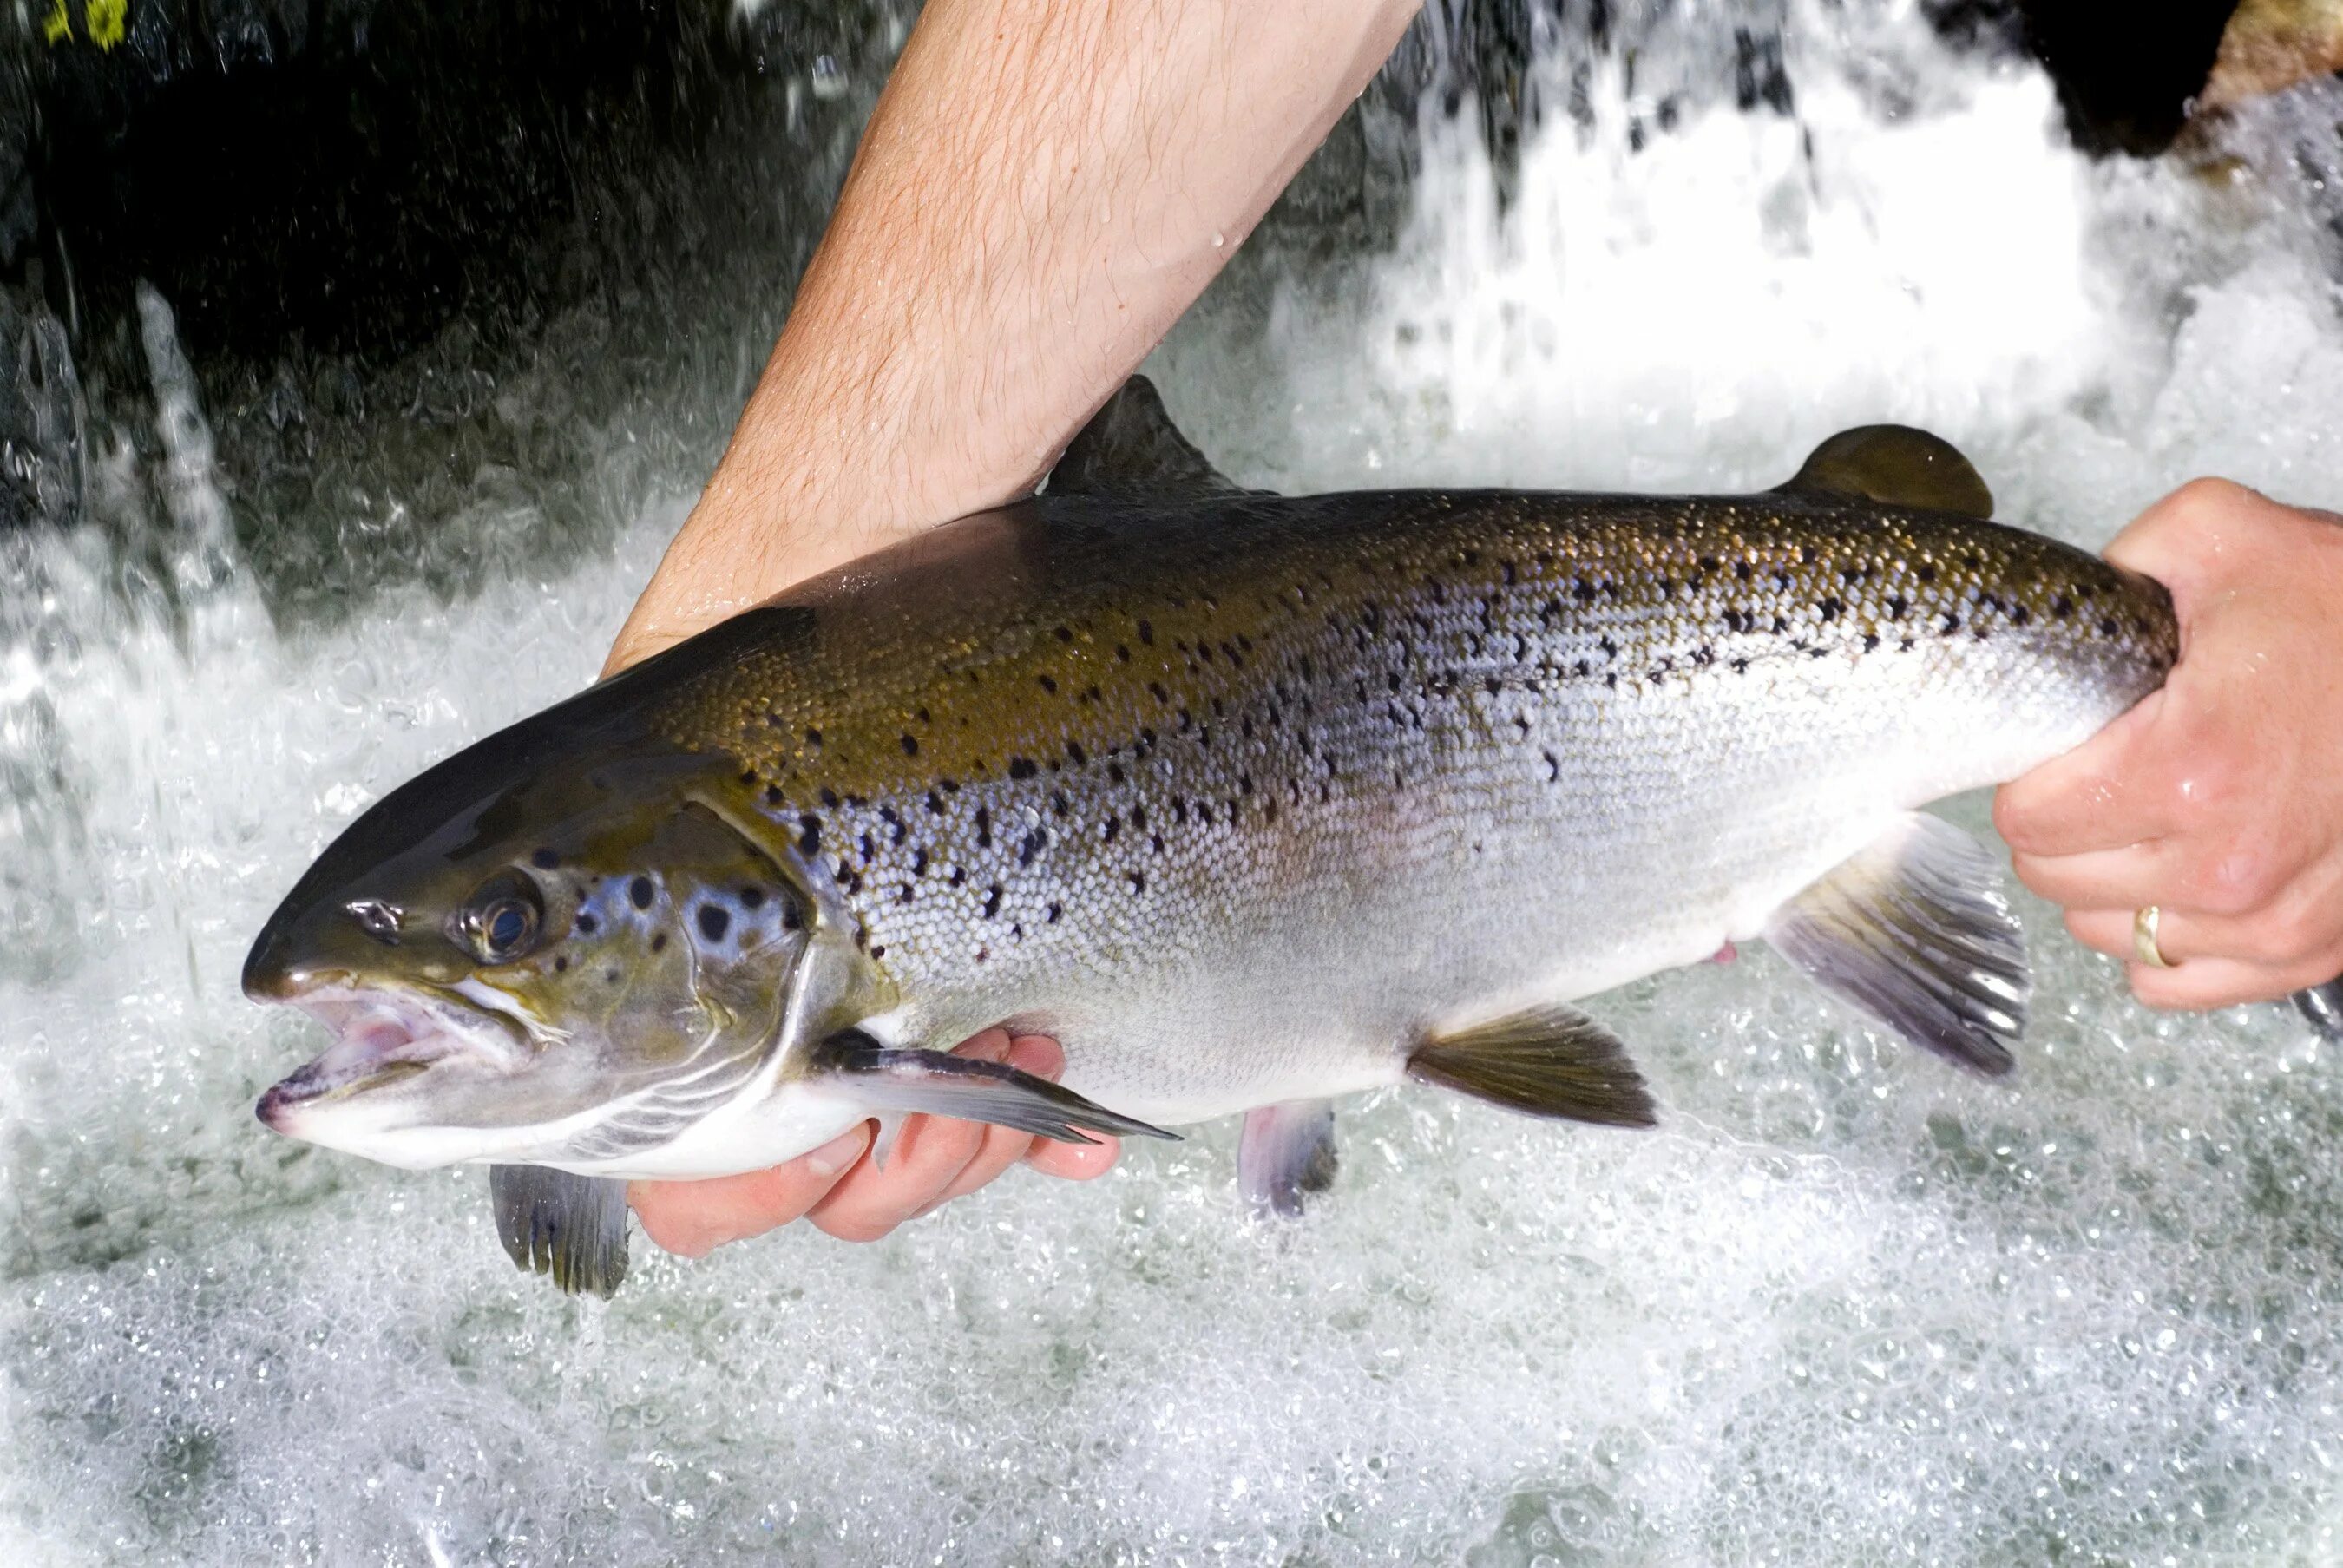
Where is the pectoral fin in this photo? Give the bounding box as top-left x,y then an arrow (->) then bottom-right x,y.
1409,1005 -> 1657,1126
489,1164 -> 630,1298
1239,1100 -> 1339,1218
814,1031 -> 1180,1145
1763,811 -> 2029,1076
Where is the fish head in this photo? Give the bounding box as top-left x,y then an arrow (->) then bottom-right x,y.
246,730 -> 840,1172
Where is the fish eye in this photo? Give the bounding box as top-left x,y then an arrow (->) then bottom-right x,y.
457,870 -> 545,966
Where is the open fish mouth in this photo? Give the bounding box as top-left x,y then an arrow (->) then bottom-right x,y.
256,985 -> 529,1128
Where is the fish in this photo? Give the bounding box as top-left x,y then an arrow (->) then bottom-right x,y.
244,376 -> 2195,1297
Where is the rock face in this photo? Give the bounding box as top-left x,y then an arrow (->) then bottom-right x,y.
0,0 -> 2268,543
2202,0 -> 2343,108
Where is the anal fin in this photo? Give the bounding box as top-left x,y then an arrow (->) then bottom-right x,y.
1239,1100 -> 1338,1218
489,1164 -> 630,1299
1408,1005 -> 1657,1126
1763,810 -> 2029,1076
814,1031 -> 1180,1145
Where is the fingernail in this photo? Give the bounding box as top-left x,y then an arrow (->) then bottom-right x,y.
804,1125 -> 870,1178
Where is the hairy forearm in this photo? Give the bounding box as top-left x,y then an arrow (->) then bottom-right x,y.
610,0 -> 1420,667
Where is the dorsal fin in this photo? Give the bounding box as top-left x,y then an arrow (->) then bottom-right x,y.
1045,375 -> 1244,498
1775,424 -> 1993,517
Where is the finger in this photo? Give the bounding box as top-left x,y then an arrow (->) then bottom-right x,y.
2102,477 -> 2270,604
805,1030 -> 1014,1243
1004,1033 -> 1123,1180
1992,691 -> 2174,856
916,1036 -> 1060,1212
2067,881 -> 2343,974
628,1122 -> 872,1258
2127,954 -> 2302,1012
2011,843 -> 2169,912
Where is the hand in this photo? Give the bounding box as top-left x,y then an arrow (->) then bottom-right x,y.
1995,478 -> 2343,1009
628,1029 -> 1118,1255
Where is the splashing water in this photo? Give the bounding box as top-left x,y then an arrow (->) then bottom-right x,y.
10,5 -> 2343,1562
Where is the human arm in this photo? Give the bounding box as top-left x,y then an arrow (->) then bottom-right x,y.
620,0 -> 1424,1254
1994,478 -> 2343,1010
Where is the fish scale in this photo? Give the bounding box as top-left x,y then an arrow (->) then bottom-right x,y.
244,383 -> 2220,1296
662,486 -> 2171,1122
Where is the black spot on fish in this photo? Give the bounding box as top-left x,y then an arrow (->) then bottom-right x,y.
805,728 -> 824,749
1066,741 -> 1087,767
1008,758 -> 1038,781
630,876 -> 654,910
2100,616 -> 2119,637
1888,594 -> 1908,619
1039,674 -> 1058,694
1127,870 -> 1146,896
976,807 -> 994,848
949,866 -> 967,887
606,969 -> 621,985
1819,596 -> 1842,621
576,912 -> 599,935
699,906 -> 731,943
983,884 -> 1003,919
1138,620 -> 1155,645
2011,604 -> 2032,627
1051,791 -> 1070,817
555,955 -> 568,972
1017,830 -> 1047,866
902,734 -> 920,758
798,816 -> 823,856
1116,645 -> 1132,662
741,885 -> 766,911
780,904 -> 800,931
652,932 -> 669,953
818,787 -> 840,809
765,784 -> 785,807
1917,563 -> 1938,583
1863,633 -> 1880,652
926,790 -> 945,815
1942,613 -> 1961,634
1054,626 -> 1074,644
870,944 -> 888,960
912,849 -> 929,876
531,848 -> 560,870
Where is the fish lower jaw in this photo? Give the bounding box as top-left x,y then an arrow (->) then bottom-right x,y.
255,986 -> 529,1135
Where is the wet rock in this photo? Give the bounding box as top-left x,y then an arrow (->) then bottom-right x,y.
2202,0 -> 2343,109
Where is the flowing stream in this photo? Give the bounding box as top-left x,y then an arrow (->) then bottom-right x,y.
9,3 -> 2343,1561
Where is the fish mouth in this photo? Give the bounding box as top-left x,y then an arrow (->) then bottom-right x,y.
255,983 -> 531,1131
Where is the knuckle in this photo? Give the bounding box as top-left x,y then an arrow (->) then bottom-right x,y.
814,1212 -> 896,1244
2190,843 -> 2274,915
2170,476 -> 2249,515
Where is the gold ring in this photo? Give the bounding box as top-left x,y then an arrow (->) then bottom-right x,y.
2133,905 -> 2174,968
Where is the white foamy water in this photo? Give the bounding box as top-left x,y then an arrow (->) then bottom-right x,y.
10,6 -> 2343,1562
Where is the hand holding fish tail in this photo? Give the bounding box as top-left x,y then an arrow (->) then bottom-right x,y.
1998,479 -> 2343,1010
629,1031 -> 1116,1256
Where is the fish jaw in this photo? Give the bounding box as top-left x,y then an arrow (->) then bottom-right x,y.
254,984 -> 541,1170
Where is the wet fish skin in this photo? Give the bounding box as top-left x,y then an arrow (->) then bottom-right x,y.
668,478 -> 2169,1121
243,383 -> 2189,1292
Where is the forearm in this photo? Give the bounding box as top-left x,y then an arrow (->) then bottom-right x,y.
610,0 -> 1420,668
